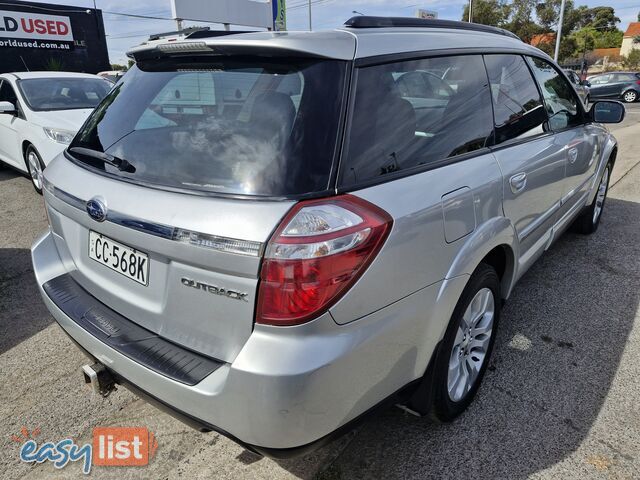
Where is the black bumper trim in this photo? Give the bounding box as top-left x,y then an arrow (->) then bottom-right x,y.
43,273 -> 223,386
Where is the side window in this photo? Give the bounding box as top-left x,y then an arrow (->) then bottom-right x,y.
527,57 -> 581,131
567,71 -> 579,85
0,80 -> 18,104
614,73 -> 636,82
591,74 -> 611,85
484,55 -> 547,145
341,55 -> 493,187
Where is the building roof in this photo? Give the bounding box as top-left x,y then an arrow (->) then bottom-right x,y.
591,48 -> 621,59
624,22 -> 640,38
530,33 -> 556,46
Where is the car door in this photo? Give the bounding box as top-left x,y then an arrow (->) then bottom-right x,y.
527,57 -> 598,221
612,73 -> 638,97
590,74 -> 619,99
0,79 -> 25,169
484,55 -> 566,268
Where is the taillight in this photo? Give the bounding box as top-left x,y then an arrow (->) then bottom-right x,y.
256,195 -> 393,326
636,79 -> 640,85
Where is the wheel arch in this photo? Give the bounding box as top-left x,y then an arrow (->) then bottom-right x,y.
587,134 -> 617,206
21,140 -> 33,167
441,216 -> 518,303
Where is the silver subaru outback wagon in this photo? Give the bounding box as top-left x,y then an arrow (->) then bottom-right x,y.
32,16 -> 624,457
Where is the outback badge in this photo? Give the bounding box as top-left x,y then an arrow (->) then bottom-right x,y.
181,277 -> 248,302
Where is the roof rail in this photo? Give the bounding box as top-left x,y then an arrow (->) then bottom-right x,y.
185,30 -> 257,39
344,16 -> 521,41
148,27 -> 209,41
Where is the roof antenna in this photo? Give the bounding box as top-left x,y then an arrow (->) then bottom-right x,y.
20,56 -> 30,72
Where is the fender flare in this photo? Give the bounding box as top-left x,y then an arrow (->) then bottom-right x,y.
586,133 -> 617,206
441,216 -> 519,301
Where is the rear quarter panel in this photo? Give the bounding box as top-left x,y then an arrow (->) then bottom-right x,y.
330,151 -> 507,326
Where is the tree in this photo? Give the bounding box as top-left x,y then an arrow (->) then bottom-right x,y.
571,6 -> 619,31
536,37 -> 577,61
462,0 -> 511,27
505,0 -> 542,42
588,7 -> 620,32
623,49 -> 640,69
110,64 -> 127,71
571,27 -> 596,55
593,29 -> 623,49
536,0 -> 580,33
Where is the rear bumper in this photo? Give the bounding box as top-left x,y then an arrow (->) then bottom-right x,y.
32,229 -> 459,452
62,329 -> 417,458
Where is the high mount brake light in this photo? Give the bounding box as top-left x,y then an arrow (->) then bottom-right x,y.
256,195 -> 393,326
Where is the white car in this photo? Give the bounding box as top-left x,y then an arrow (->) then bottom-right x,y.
97,70 -> 126,83
0,72 -> 111,193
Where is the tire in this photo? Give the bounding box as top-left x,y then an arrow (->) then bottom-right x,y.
573,162 -> 612,234
426,263 -> 501,422
622,90 -> 637,103
24,145 -> 45,194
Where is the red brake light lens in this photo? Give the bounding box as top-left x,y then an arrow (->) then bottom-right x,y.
256,195 -> 393,326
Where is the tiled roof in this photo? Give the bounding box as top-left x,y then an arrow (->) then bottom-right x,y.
592,48 -> 621,58
530,33 -> 556,46
624,22 -> 640,37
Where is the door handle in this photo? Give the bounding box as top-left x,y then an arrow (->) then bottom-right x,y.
509,172 -> 527,194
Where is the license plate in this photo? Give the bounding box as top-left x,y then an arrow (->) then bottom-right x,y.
88,231 -> 149,286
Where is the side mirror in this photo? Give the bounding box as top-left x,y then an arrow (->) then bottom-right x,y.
591,100 -> 625,124
581,80 -> 591,87
0,101 -> 16,114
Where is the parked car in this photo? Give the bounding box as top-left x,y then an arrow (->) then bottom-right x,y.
32,17 -> 623,457
586,71 -> 640,103
0,72 -> 111,193
97,70 -> 126,83
563,69 -> 590,105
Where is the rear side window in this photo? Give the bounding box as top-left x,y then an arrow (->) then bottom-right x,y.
613,73 -> 638,82
527,57 -> 582,131
484,55 -> 547,145
340,55 -> 493,187
69,58 -> 347,197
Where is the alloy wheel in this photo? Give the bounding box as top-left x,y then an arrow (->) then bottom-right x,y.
623,91 -> 637,103
27,150 -> 43,191
593,167 -> 609,224
447,287 -> 495,402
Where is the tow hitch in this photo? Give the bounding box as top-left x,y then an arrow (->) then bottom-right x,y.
82,363 -> 117,397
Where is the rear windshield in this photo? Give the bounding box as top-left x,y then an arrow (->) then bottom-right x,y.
69,57 -> 347,197
19,78 -> 111,111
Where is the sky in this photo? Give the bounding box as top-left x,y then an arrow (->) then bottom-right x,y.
14,0 -> 640,65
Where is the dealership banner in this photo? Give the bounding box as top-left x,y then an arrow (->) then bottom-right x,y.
0,9 -> 74,50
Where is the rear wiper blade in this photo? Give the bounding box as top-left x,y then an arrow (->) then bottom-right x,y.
69,147 -> 136,173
